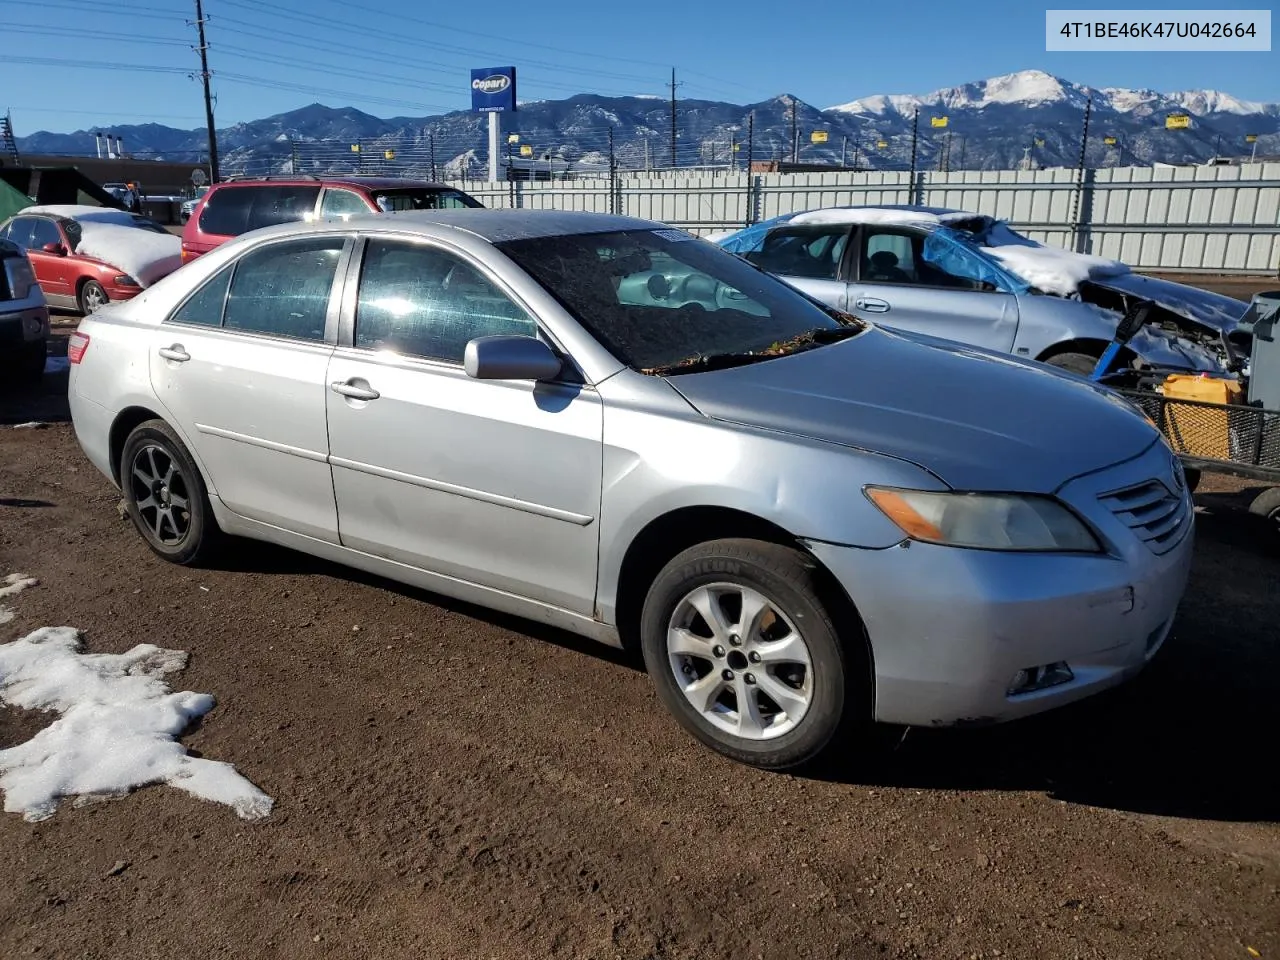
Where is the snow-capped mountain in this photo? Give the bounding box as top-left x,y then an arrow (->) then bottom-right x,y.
16,70 -> 1280,176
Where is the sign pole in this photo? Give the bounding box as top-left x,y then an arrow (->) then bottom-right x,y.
488,112 -> 501,183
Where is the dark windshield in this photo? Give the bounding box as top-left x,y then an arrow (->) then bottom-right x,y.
495,228 -> 854,371
372,188 -> 482,212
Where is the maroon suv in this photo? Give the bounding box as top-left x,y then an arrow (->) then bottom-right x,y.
180,176 -> 484,262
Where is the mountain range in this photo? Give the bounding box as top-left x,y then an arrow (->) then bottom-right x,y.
15,70 -> 1280,177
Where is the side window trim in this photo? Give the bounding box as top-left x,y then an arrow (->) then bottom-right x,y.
337,233 -> 584,384
163,234 -> 354,344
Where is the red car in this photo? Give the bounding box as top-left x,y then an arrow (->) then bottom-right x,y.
181,176 -> 483,262
0,205 -> 182,314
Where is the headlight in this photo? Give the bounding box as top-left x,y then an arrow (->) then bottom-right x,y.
865,487 -> 1102,552
113,274 -> 141,287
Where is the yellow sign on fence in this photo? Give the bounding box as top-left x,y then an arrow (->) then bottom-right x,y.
520,144 -> 533,157
350,143 -> 360,152
1104,136 -> 1118,145
810,130 -> 829,143
931,116 -> 948,128
383,149 -> 395,160
876,140 -> 888,148
1246,134 -> 1258,143
507,133 -> 520,143
1165,114 -> 1190,129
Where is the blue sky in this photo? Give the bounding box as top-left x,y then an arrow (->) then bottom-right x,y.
3,0 -> 1276,134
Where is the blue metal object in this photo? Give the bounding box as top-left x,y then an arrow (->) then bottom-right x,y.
1090,341 -> 1125,381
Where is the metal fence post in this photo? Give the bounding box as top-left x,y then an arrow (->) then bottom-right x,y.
609,126 -> 617,215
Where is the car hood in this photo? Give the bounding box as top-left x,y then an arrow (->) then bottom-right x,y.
1083,272 -> 1249,333
665,327 -> 1158,493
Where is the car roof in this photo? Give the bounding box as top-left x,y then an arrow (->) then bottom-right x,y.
243,209 -> 666,244
214,176 -> 459,190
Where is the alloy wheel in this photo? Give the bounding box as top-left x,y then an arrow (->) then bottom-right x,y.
666,582 -> 813,740
128,443 -> 192,546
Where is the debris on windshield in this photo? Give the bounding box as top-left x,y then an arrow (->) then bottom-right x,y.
642,325 -> 863,376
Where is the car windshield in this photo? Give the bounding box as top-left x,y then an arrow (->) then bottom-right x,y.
372,188 -> 482,212
496,228 -> 863,373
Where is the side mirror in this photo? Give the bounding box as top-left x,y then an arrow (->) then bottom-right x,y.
42,242 -> 67,256
464,335 -> 563,381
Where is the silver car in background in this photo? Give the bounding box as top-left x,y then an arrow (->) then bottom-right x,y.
67,210 -> 1193,769
714,205 -> 1247,376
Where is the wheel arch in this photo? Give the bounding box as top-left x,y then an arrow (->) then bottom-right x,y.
108,405 -> 170,486
611,506 -> 873,678
1035,337 -> 1135,368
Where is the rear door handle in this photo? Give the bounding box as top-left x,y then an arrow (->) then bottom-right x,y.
158,344 -> 190,362
330,379 -> 380,401
855,297 -> 890,313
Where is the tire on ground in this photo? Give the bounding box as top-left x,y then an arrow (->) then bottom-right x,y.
119,418 -> 223,566
639,537 -> 869,770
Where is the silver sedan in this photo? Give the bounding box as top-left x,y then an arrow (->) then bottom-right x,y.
67,210 -> 1194,769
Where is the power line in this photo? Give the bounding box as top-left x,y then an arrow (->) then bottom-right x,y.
5,0 -> 188,20
0,23 -> 192,45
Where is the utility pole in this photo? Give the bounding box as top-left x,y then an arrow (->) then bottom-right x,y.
289,137 -> 298,174
909,107 -> 918,197
746,112 -> 754,171
192,0 -> 219,182
668,68 -> 680,168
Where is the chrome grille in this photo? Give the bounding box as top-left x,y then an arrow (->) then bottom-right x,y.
1098,479 -> 1190,554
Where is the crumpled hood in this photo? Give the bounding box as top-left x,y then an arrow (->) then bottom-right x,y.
666,327 -> 1159,493
1083,272 -> 1249,334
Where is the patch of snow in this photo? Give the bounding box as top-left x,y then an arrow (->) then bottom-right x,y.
20,204 -> 140,226
0,626 -> 274,823
827,93 -> 925,116
787,205 -> 975,227
981,241 -> 1128,296
1168,89 -> 1270,116
0,574 -> 39,626
1,422 -> 51,430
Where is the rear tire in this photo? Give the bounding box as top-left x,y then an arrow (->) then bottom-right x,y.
1043,351 -> 1099,376
639,538 -> 868,770
119,419 -> 222,565
1248,486 -> 1280,536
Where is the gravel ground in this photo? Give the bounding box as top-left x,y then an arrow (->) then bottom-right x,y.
2,314 -> 1279,960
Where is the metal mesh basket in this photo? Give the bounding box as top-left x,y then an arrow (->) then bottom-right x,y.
1119,389 -> 1280,477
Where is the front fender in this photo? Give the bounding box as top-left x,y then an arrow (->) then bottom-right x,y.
593,382 -> 944,624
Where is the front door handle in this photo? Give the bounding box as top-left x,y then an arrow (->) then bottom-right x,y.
855,297 -> 890,313
158,344 -> 190,362
330,379 -> 380,401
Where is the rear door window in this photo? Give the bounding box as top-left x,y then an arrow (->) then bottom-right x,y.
319,188 -> 371,220
751,226 -> 850,280
221,236 -> 345,341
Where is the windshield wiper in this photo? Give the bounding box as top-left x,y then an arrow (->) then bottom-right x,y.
642,326 -> 862,376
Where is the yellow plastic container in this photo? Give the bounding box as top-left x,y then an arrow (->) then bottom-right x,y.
1159,374 -> 1243,459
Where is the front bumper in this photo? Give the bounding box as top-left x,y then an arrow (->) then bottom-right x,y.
811,439 -> 1195,727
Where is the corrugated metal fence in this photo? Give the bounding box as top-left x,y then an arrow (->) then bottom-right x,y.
449,163 -> 1280,275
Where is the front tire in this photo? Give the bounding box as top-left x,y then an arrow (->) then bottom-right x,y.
1043,351 -> 1099,376
78,280 -> 109,315
119,419 -> 221,565
639,538 -> 866,770
1248,486 -> 1280,537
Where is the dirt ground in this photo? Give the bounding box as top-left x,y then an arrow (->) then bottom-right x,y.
2,312 -> 1279,960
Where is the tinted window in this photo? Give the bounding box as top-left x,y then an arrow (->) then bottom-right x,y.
354,239 -> 535,363
29,219 -> 61,250
169,265 -> 233,327
2,218 -> 34,249
861,229 -> 919,284
198,185 -> 321,236
752,226 -> 849,280
319,189 -> 370,219
222,237 -> 344,341
497,229 -> 852,372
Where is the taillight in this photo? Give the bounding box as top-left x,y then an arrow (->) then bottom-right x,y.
67,332 -> 91,364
